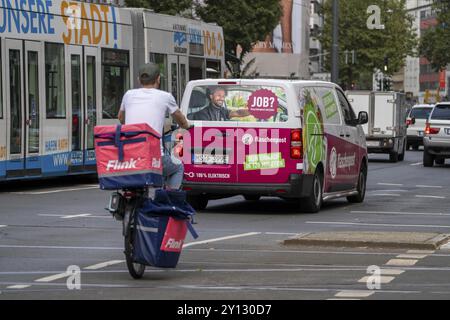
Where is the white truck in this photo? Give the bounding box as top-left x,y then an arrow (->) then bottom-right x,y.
346,91 -> 408,162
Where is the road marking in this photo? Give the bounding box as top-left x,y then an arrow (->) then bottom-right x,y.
0,244 -> 122,250
61,214 -> 92,219
335,290 -> 374,298
35,272 -> 71,283
12,186 -> 98,195
0,225 -> 6,228
397,254 -> 428,259
38,214 -> 110,219
350,211 -> 450,216
416,185 -> 443,188
368,194 -> 401,197
306,221 -> 450,229
377,183 -> 403,186
411,162 -> 422,166
84,260 -> 125,270
7,285 -> 31,289
358,276 -> 395,284
386,259 -> 418,266
184,232 -> 261,248
415,195 -> 446,199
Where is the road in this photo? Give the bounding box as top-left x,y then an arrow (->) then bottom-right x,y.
1,150 -> 450,300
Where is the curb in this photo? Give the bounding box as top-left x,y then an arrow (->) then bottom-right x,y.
283,232 -> 450,250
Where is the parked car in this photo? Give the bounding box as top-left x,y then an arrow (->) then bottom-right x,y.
179,79 -> 369,213
423,102 -> 450,167
406,104 -> 434,150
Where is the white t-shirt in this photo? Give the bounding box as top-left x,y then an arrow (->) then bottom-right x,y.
120,88 -> 178,154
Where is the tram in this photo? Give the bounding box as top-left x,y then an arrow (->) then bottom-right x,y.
0,0 -> 225,181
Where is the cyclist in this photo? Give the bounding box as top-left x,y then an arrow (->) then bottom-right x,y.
118,62 -> 191,190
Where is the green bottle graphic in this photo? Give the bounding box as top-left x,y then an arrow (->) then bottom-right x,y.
303,95 -> 325,174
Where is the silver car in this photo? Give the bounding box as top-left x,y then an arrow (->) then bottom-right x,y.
423,102 -> 450,167
406,104 -> 434,150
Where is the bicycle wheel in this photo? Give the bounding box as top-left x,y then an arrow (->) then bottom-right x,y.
123,202 -> 145,279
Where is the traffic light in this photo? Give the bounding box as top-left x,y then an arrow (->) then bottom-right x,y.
384,56 -> 389,72
383,77 -> 391,91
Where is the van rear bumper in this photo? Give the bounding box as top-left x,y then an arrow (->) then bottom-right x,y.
182,174 -> 314,199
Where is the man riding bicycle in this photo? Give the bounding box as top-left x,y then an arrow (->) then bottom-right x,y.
118,62 -> 191,190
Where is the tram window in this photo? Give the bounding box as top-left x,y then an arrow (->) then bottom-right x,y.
149,53 -> 168,92
189,57 -> 204,81
28,51 -> 40,154
0,47 -> 2,119
206,60 -> 221,79
10,50 -> 22,155
86,56 -> 96,150
102,49 -> 130,119
45,43 -> 66,119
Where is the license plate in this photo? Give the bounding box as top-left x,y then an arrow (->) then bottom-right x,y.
445,128 -> 450,135
193,154 -> 229,165
366,141 -> 379,147
418,131 -> 424,137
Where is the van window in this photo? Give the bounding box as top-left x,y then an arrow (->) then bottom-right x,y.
317,88 -> 341,125
335,89 -> 357,125
187,85 -> 288,123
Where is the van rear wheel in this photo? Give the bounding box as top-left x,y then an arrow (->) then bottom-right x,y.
187,195 -> 208,210
347,164 -> 367,203
423,149 -> 434,167
300,170 -> 323,213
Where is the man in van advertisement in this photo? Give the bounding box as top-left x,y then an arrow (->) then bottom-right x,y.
191,86 -> 250,121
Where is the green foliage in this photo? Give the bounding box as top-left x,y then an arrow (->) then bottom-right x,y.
125,0 -> 192,15
319,0 -> 417,89
196,0 -> 282,77
419,1 -> 450,71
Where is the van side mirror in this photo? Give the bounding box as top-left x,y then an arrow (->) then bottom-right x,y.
358,111 -> 368,125
411,117 -> 416,125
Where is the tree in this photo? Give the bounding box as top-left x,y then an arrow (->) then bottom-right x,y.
419,0 -> 450,72
319,0 -> 417,89
124,0 -> 193,16
196,0 -> 282,77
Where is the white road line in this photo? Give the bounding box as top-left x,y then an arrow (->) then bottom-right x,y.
84,260 -> 125,270
306,221 -> 450,229
183,232 -> 261,248
368,194 -> 401,197
61,214 -> 92,219
358,276 -> 395,284
35,272 -> 71,283
335,290 -> 374,298
385,259 -> 418,266
377,183 -> 404,186
397,254 -> 428,259
0,225 -> 6,228
380,269 -> 405,275
411,162 -> 422,166
0,244 -> 122,250
416,185 -> 443,188
13,186 -> 98,195
7,285 -> 31,289
350,211 -> 450,216
415,195 -> 446,199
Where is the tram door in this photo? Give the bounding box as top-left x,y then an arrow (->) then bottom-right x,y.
5,40 -> 45,178
67,45 -> 85,171
83,47 -> 100,169
168,55 -> 188,104
5,39 -> 24,177
24,41 -> 44,175
0,40 -> 5,179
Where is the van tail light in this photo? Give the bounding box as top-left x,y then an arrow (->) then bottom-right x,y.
425,122 -> 440,135
290,129 -> 303,159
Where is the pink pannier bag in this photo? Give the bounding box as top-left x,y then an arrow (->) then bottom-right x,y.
94,123 -> 163,190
